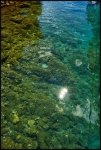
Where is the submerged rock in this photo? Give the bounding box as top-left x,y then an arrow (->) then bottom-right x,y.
42,64 -> 48,69
7,64 -> 10,68
11,111 -> 20,124
39,51 -> 52,58
10,16 -> 23,24
28,120 -> 35,127
56,104 -> 64,113
72,98 -> 99,124
1,1 -> 42,64
75,59 -> 82,67
19,3 -> 30,8
72,105 -> 83,117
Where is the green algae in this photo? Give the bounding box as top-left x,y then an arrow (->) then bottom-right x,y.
1,1 -> 42,64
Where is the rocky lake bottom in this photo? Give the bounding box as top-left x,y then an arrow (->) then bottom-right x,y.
1,1 -> 100,149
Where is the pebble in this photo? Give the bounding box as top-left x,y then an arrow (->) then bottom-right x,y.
7,64 -> 10,67
42,64 -> 48,69
11,111 -> 20,124
75,59 -> 82,67
28,120 -> 35,126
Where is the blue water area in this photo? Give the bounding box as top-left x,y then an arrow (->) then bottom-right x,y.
1,1 -> 100,149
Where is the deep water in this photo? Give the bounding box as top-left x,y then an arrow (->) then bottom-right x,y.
1,1 -> 100,149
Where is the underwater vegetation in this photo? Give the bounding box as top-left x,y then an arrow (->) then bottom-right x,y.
1,1 -> 100,149
1,1 -> 42,64
87,3 -> 100,73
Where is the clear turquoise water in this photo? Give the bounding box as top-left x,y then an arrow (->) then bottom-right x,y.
1,1 -> 100,149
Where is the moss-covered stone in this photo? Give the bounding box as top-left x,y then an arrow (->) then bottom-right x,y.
10,15 -> 23,24
1,1 -> 42,64
11,110 -> 20,124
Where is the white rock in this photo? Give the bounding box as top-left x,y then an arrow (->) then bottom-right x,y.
42,64 -> 48,69
72,105 -> 83,117
38,50 -> 45,54
75,59 -> 82,67
56,104 -> 64,113
39,51 -> 52,58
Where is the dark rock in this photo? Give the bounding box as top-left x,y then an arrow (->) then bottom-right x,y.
1,56 -> 8,64
19,3 -> 30,8
10,16 -> 23,24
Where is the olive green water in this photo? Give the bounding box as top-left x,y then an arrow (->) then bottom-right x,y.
1,1 -> 100,149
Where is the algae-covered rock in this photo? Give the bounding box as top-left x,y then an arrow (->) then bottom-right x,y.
19,3 -> 31,8
37,131 -> 49,149
42,63 -> 48,69
21,18 -> 34,29
1,137 -> 22,149
28,119 -> 35,127
10,15 -> 23,24
15,133 -> 38,149
11,111 -> 20,124
1,1 -> 42,64
27,141 -> 38,149
25,124 -> 38,136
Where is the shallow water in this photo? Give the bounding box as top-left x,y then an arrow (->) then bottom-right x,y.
1,1 -> 100,149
